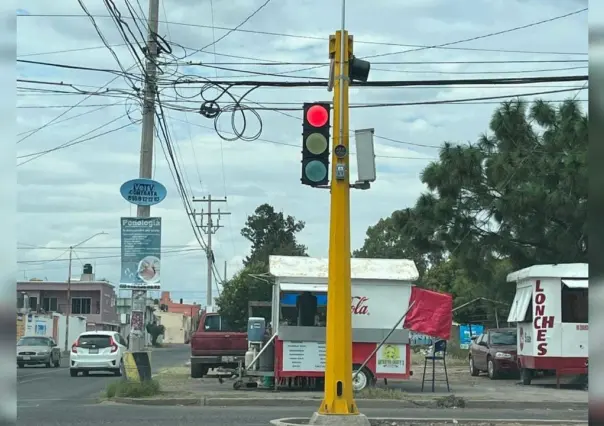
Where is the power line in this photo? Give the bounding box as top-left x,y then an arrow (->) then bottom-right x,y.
170,75 -> 588,88
364,8 -> 588,60
18,13 -> 588,57
17,114 -> 137,166
16,64 -> 138,145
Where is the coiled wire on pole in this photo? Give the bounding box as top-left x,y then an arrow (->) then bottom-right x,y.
172,75 -> 263,142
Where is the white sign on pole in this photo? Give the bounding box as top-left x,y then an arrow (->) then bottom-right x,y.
282,341 -> 326,372
375,343 -> 407,374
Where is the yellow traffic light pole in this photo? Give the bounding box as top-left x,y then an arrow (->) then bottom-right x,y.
319,29 -> 358,416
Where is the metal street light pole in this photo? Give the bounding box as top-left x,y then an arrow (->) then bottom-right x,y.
64,232 -> 108,353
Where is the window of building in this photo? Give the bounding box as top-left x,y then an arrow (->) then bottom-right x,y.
96,300 -> 101,314
561,287 -> 588,323
29,297 -> 38,311
42,297 -> 58,312
72,298 -> 92,315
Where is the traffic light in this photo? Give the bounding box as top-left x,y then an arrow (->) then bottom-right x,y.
301,102 -> 331,186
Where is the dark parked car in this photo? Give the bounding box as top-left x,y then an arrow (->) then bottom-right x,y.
468,328 -> 518,379
17,336 -> 61,368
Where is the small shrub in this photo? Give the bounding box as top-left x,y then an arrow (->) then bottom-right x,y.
105,379 -> 161,398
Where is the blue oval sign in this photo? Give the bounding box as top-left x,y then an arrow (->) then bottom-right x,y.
120,178 -> 167,206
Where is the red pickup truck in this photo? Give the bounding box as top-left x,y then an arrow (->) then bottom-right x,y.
190,311 -> 247,378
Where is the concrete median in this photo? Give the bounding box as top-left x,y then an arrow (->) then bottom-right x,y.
106,395 -> 587,411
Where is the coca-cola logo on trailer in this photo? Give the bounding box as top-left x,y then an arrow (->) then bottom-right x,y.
352,296 -> 370,315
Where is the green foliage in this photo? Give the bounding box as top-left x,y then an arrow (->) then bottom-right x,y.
215,262 -> 273,330
356,98 -> 587,321
216,203 -> 307,326
242,203 -> 307,266
105,379 -> 160,398
145,323 -> 165,347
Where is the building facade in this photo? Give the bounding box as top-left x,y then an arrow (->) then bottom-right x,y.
17,266 -> 120,331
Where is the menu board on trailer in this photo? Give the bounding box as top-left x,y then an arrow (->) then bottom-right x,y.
282,341 -> 326,372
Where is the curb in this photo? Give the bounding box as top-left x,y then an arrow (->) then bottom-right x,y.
271,418 -> 587,425
110,396 -> 587,411
112,397 -> 202,406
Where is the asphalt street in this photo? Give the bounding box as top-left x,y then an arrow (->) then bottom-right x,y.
17,404 -> 588,426
17,344 -> 190,409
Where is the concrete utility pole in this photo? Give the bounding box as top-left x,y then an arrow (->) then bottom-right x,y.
191,195 -> 230,307
129,0 -> 160,352
64,232 -> 106,353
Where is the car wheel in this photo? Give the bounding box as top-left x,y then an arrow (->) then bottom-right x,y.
114,359 -> 124,377
487,357 -> 498,380
352,365 -> 373,392
469,356 -> 479,376
17,363 -> 24,369
70,369 -> 79,377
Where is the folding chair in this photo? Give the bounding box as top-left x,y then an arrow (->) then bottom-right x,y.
421,339 -> 450,392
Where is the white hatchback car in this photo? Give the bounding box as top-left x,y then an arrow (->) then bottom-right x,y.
69,331 -> 127,377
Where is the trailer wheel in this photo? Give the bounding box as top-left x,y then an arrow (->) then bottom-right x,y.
520,368 -> 532,385
352,365 -> 373,392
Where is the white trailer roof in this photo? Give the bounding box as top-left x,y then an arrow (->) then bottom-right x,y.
506,263 -> 588,282
269,255 -> 419,281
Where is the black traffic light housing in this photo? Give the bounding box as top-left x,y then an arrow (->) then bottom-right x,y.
301,102 -> 331,186
349,56 -> 370,83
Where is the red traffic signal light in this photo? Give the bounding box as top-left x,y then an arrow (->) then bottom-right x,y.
301,102 -> 331,187
306,104 -> 329,127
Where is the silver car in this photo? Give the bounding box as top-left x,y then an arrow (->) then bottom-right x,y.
17,336 -> 61,368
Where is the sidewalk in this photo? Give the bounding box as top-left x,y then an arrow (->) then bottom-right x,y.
109,363 -> 588,410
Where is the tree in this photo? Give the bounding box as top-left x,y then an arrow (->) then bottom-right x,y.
416,99 -> 587,271
354,207 -> 444,277
216,203 -> 308,326
355,98 -> 587,313
215,262 -> 273,330
241,203 -> 307,266
145,322 -> 165,347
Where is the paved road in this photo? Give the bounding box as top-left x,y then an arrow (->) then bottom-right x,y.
18,344 -> 190,409
17,404 -> 588,426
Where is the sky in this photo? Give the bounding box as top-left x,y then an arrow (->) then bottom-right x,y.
15,0 -> 588,305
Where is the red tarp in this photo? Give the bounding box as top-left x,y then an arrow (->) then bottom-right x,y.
403,286 -> 453,340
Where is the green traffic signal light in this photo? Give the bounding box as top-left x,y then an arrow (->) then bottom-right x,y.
304,160 -> 328,183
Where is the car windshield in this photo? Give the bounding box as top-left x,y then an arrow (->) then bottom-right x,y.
490,331 -> 517,345
17,337 -> 50,346
78,335 -> 112,348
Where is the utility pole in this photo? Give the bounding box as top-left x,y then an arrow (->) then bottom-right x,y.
191,195 -> 230,307
63,232 -> 106,353
129,0 -> 160,352
63,247 -> 73,354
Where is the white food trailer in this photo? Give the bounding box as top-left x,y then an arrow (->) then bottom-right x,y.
506,263 -> 588,386
240,255 -> 419,391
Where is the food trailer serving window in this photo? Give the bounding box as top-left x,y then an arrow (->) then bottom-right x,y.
507,286 -> 532,323
561,279 -> 588,323
279,283 -> 327,326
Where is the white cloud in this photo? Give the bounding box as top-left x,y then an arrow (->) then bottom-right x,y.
16,0 -> 588,304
